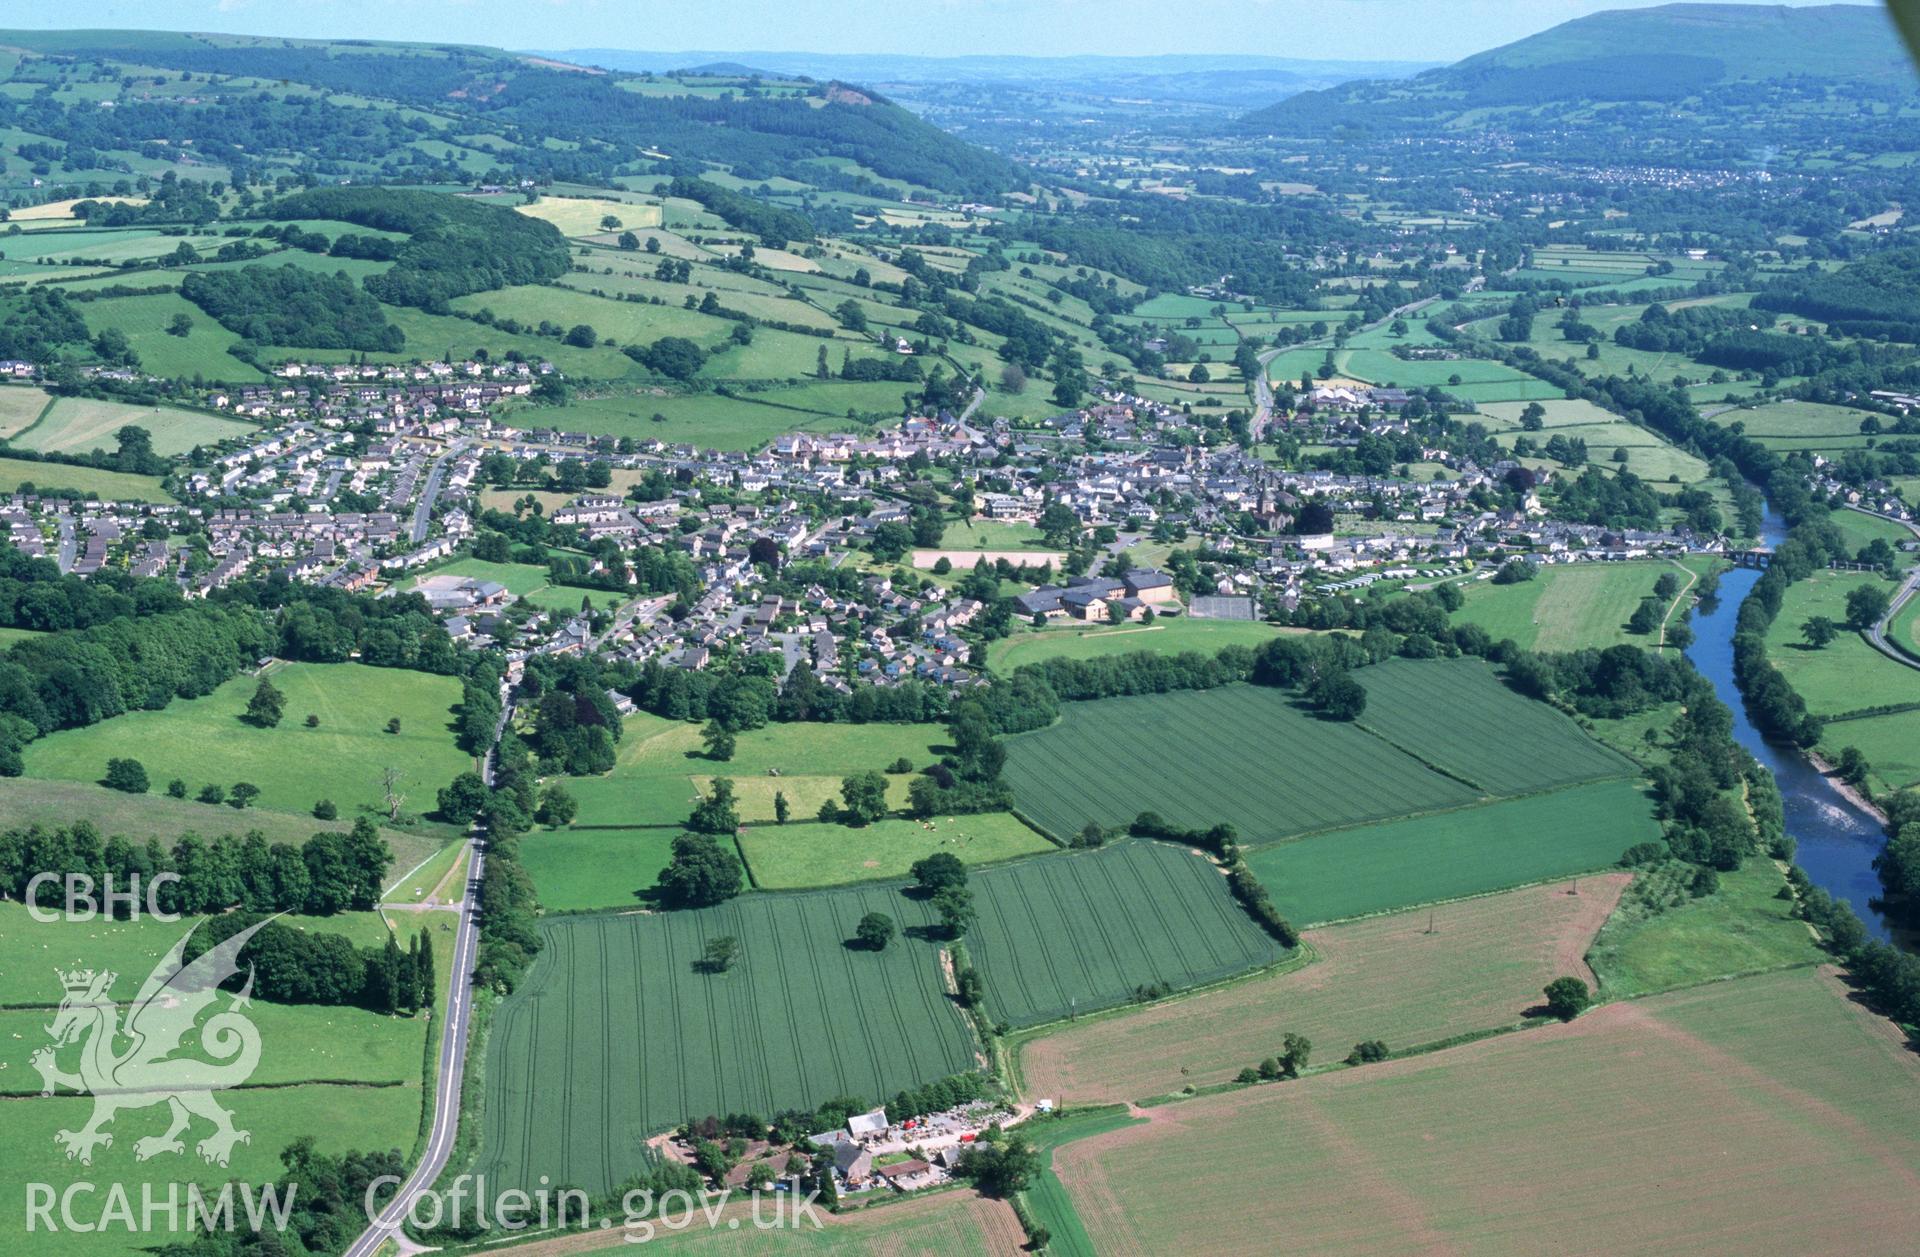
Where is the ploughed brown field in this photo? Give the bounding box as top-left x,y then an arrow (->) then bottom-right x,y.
1054,966 -> 1920,1256
1020,875 -> 1628,1104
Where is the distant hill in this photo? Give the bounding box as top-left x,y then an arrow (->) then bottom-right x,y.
1239,3 -> 1909,131
0,29 -> 1026,197
541,51 -> 1436,110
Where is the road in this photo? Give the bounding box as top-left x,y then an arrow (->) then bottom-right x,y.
341,690 -> 508,1257
1852,507 -> 1920,672
53,513 -> 77,573
957,385 -> 986,424
409,441 -> 468,544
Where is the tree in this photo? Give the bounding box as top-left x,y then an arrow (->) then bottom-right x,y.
1346,1040 -> 1390,1065
1492,558 -> 1536,585
167,779 -> 188,798
617,231 -> 639,250
1543,976 -> 1590,1021
246,677 -> 286,728
1307,671 -> 1366,721
198,783 -> 226,806
854,912 -> 895,951
536,783 -> 578,827
700,935 -> 740,973
911,852 -> 968,893
437,771 -> 489,825
702,720 -> 736,762
305,713 -> 320,728
932,885 -> 976,939
657,833 -> 745,908
839,771 -> 890,826
167,312 -> 194,337
961,1132 -> 1039,1198
1845,583 -> 1891,631
314,799 -> 338,820
103,757 -> 149,794
1626,598 -> 1662,636
386,717 -> 402,735
1802,616 -> 1838,649
687,778 -> 740,835
773,790 -> 790,825
1279,1032 -> 1311,1078
229,782 -> 260,810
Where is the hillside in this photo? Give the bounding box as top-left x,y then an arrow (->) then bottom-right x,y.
1239,3 -> 1908,131
0,30 -> 1025,198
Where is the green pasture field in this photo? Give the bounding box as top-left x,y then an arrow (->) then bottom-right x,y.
1477,399 -> 1711,482
1717,399 -> 1881,440
515,195 -> 663,237
78,291 -> 270,383
496,389 -> 873,450
1245,778 -> 1659,925
737,813 -> 1054,889
10,395 -> 253,458
985,617 -> 1290,673
452,282 -> 731,346
1353,657 -> 1638,795
1586,858 -> 1823,999
7,1085 -> 421,1257
21,662 -> 472,821
517,826 -> 681,912
939,518 -> 1053,550
1819,709 -> 1920,795
0,623 -> 43,647
0,777 -> 444,887
568,715 -> 945,827
1831,509 -> 1917,566
1762,571 -> 1920,716
0,453 -> 172,500
0,384 -> 50,438
473,884 -> 976,1195
1002,681 -> 1483,845
1450,557 -> 1715,652
267,302 -> 639,381
965,840 -> 1285,1029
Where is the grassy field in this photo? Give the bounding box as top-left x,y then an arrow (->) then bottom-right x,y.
1003,660 -> 1631,846
0,384 -> 50,437
516,195 -> 663,237
738,813 -> 1054,889
1352,657 -> 1639,795
1245,778 -> 1660,926
1002,682 -> 1481,845
517,826 -> 682,912
567,715 -> 944,827
1452,557 -> 1718,652
1019,875 -> 1628,1104
0,453 -> 173,500
965,841 -> 1285,1029
474,884 -> 976,1195
10,395 -> 253,457
1587,859 -> 1824,999
21,662 -> 471,821
1053,967 -> 1920,1256
985,617 -> 1289,672
1763,570 -> 1920,716
0,902 -> 429,1257
0,776 -> 446,888
79,291 -> 270,383
1477,398 -> 1712,483
411,556 -> 623,614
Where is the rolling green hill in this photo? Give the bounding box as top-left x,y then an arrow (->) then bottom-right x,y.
0,30 -> 1026,198
1239,3 -> 1908,131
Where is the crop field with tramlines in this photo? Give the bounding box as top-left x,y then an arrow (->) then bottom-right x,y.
1001,660 -> 1637,847
474,884 -> 977,1196
1352,657 -> 1637,795
1001,682 -> 1481,845
964,841 -> 1285,1029
1244,777 -> 1659,925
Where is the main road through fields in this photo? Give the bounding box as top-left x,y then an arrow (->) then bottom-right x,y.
342,692 -> 508,1257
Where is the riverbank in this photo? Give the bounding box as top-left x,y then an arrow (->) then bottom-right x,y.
1806,751 -> 1890,828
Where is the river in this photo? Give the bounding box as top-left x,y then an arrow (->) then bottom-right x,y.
1682,503 -> 1895,940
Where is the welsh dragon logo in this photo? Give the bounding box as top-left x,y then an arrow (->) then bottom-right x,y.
31,919 -> 271,1167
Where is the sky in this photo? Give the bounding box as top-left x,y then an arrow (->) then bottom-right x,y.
5,0 -> 1870,63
